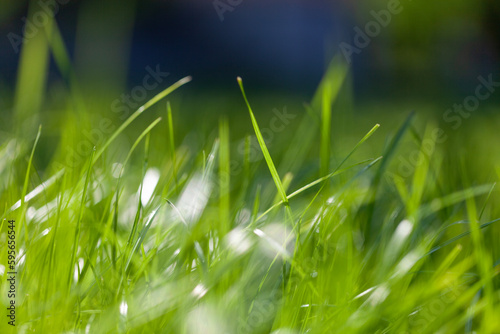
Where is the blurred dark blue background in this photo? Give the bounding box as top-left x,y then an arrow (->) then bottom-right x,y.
1,0 -> 499,100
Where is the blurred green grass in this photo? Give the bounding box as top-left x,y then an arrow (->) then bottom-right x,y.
1,3 -> 500,334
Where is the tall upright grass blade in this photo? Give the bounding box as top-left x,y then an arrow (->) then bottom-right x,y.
315,56 -> 349,175
237,77 -> 288,205
123,130 -> 153,262
120,117 -> 162,177
407,125 -> 436,218
257,158 -> 380,222
478,183 -> 495,220
461,161 -> 495,328
18,125 -> 42,239
67,147 -> 95,291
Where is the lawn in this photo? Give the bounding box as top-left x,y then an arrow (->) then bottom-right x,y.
1,10 -> 500,334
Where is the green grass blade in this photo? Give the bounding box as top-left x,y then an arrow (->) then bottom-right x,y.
120,117 -> 162,177
256,158 -> 379,222
363,111 -> 415,235
20,125 -> 42,211
408,125 -> 436,217
314,56 -> 349,175
124,204 -> 163,274
478,182 -> 495,220
237,76 -> 288,205
417,184 -> 493,219
92,76 -> 191,166
124,131 -> 152,261
424,217 -> 500,258
67,147 -> 95,292
219,117 -> 231,235
17,125 -> 42,240
167,102 -> 178,190
321,80 -> 332,176
335,123 -> 380,172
